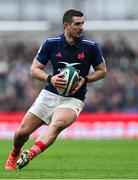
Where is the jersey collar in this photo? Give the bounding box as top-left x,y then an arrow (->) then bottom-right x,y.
61,33 -> 82,49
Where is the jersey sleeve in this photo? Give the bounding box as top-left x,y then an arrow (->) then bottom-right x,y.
90,43 -> 105,68
35,40 -> 50,65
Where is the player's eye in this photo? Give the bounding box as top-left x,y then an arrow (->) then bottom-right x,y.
75,23 -> 81,26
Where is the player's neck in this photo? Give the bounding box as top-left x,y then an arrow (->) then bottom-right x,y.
64,31 -> 75,46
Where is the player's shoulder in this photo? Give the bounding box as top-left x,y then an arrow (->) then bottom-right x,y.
46,34 -> 62,43
82,37 -> 98,46
39,34 -> 62,51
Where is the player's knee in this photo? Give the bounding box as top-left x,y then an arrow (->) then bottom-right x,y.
15,125 -> 30,139
52,120 -> 67,132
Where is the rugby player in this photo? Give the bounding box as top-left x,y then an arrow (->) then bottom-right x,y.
5,9 -> 107,170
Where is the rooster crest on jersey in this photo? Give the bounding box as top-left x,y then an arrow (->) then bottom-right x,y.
57,66 -> 79,96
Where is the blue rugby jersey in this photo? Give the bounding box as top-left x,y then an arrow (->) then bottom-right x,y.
35,34 -> 104,101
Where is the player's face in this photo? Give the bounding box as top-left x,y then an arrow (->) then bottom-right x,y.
66,16 -> 84,39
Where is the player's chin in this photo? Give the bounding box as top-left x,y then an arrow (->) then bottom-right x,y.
73,33 -> 82,39
76,34 -> 82,38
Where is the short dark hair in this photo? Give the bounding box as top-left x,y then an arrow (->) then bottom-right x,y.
63,9 -> 84,24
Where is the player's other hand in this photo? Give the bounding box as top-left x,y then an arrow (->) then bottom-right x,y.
72,76 -> 85,94
51,74 -> 67,89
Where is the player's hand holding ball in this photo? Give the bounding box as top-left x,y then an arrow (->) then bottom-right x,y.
56,66 -> 80,96
71,76 -> 86,94
51,74 -> 67,90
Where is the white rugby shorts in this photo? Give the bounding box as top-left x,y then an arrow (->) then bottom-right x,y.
28,89 -> 84,124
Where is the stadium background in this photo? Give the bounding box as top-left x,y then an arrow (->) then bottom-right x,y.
0,0 -> 138,139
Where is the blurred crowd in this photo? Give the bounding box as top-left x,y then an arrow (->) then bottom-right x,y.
0,38 -> 138,112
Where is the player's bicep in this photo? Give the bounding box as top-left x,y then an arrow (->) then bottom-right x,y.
94,60 -> 107,72
31,59 -> 46,70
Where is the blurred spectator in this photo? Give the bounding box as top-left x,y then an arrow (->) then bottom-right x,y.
0,39 -> 138,112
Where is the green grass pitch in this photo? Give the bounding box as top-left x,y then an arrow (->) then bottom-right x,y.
1,139 -> 138,179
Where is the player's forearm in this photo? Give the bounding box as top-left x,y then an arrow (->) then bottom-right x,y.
30,67 -> 49,82
87,69 -> 107,83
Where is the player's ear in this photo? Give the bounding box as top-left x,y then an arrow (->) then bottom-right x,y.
63,22 -> 69,30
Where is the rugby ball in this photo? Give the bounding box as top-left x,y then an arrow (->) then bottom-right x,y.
57,66 -> 79,96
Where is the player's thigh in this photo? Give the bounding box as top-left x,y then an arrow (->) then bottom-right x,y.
50,108 -> 77,129
17,112 -> 45,135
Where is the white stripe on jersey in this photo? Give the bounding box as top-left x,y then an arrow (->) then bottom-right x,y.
82,39 -> 95,44
37,44 -> 43,54
48,36 -> 61,41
